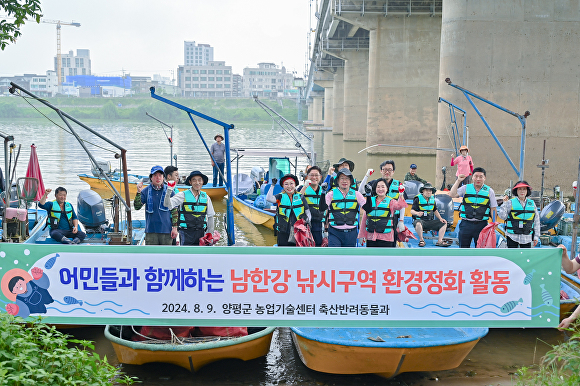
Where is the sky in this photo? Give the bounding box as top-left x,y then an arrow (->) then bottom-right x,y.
0,0 -> 314,79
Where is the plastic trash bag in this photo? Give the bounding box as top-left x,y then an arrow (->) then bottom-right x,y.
199,231 -> 221,246
476,222 -> 499,248
397,226 -> 418,243
293,218 -> 315,247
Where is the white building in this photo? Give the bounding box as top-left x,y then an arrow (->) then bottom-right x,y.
242,62 -> 295,98
177,61 -> 234,98
184,41 -> 214,66
54,49 -> 91,79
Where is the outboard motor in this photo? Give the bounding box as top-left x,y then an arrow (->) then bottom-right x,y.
403,180 -> 423,200
91,158 -> 112,177
435,194 -> 455,225
77,190 -> 107,229
540,200 -> 565,232
250,166 -> 265,183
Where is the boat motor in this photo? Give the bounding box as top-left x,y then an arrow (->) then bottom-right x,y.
77,190 -> 107,229
434,194 -> 455,225
403,180 -> 423,200
250,166 -> 265,183
539,200 -> 565,232
91,158 -> 112,178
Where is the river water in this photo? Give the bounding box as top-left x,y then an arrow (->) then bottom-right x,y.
0,119 -> 568,385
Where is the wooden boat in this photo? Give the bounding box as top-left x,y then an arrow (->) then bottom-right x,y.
290,327 -> 488,378
233,195 -> 275,230
105,325 -> 276,372
561,271 -> 580,320
78,173 -> 227,199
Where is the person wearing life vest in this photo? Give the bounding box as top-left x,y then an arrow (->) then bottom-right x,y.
323,157 -> 357,191
298,166 -> 328,246
39,187 -> 86,244
498,180 -> 540,248
410,183 -> 449,247
358,160 -> 407,235
164,171 -> 215,246
358,178 -> 408,247
324,168 -> 366,247
135,165 -> 178,245
450,167 -> 498,248
266,174 -> 311,246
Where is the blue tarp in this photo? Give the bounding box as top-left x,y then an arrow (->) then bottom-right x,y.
66,75 -> 132,89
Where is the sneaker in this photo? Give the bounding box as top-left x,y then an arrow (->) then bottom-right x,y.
61,237 -> 73,244
73,237 -> 82,244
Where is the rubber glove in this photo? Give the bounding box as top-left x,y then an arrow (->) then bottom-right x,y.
397,221 -> 406,232
365,168 -> 374,178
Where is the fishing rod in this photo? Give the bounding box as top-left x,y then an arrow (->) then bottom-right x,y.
358,143 -> 454,154
146,112 -> 174,167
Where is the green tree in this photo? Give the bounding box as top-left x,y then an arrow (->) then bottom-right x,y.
0,0 -> 42,50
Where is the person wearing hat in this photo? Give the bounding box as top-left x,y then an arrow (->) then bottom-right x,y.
404,164 -> 428,185
358,178 -> 408,247
298,165 -> 328,246
325,168 -> 367,247
451,145 -> 474,187
410,183 -> 449,247
135,165 -> 178,245
450,167 -> 498,248
210,134 -> 226,187
498,181 -> 540,248
164,171 -> 215,246
266,174 -> 311,246
323,157 -> 357,190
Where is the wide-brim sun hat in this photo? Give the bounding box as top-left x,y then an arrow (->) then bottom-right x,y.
333,157 -> 355,172
186,170 -> 209,186
279,174 -> 299,187
214,134 -> 224,141
512,181 -> 532,197
335,168 -> 354,185
459,145 -> 469,152
149,165 -> 164,178
419,183 -> 437,194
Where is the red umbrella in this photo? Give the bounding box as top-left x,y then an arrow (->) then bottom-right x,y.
25,144 -> 45,201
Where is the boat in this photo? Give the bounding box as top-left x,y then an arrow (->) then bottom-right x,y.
290,327 -> 488,378
78,171 -> 227,200
561,271 -> 580,320
230,148 -> 313,231
105,325 -> 276,372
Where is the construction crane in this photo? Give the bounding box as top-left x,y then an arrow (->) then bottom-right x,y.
41,19 -> 81,87
0,16 -> 80,87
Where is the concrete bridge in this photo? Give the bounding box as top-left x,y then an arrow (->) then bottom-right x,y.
305,0 -> 580,191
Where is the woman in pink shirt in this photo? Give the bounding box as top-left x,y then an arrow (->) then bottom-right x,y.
451,145 -> 474,186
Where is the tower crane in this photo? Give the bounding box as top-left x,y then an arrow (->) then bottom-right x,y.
0,16 -> 80,88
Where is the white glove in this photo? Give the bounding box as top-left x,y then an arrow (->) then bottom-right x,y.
365,168 -> 374,178
397,221 -> 405,232
304,179 -> 312,186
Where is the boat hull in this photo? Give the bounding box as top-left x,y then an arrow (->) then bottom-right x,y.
105,326 -> 275,372
290,327 -> 487,378
232,196 -> 275,230
78,175 -> 227,199
561,272 -> 580,320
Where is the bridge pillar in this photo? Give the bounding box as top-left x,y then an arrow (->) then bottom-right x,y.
313,97 -> 323,125
343,50 -> 369,141
366,16 -> 441,154
307,102 -> 313,121
437,0 -> 580,188
324,87 -> 334,128
332,68 -> 345,135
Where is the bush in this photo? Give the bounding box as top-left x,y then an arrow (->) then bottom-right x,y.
0,313 -> 138,386
516,321 -> 580,385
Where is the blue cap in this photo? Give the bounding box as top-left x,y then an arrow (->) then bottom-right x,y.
149,165 -> 164,177
410,164 -> 417,169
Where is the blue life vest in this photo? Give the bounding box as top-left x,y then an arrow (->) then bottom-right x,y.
48,201 -> 74,230
18,281 -> 53,314
506,197 -> 536,235
413,195 -> 436,221
329,188 -> 359,227
304,185 -> 324,222
366,196 -> 393,234
275,192 -> 305,233
460,184 -> 491,221
179,190 -> 208,231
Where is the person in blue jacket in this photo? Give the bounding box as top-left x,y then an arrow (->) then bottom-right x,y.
39,187 -> 86,244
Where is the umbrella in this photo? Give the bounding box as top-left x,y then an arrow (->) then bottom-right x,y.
293,218 -> 315,247
25,144 -> 45,201
397,226 -> 418,243
476,222 -> 499,248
